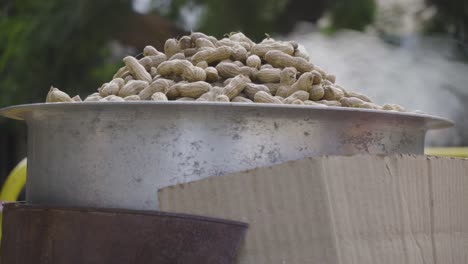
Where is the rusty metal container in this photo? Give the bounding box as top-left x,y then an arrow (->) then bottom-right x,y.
0,203 -> 248,264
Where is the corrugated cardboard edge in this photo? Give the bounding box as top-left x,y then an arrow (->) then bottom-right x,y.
158,155 -> 468,264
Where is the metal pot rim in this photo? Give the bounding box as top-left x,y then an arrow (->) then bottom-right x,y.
0,102 -> 454,129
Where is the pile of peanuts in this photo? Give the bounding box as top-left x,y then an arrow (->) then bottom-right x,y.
46,32 -> 405,112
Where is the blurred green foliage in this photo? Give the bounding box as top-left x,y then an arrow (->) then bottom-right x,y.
0,0 -> 131,108
0,0 -> 379,108
165,0 -> 376,41
329,0 -> 376,31
167,0 -> 297,41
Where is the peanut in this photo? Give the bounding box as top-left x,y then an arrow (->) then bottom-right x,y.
138,79 -> 175,100
232,96 -> 253,103
291,72 -> 314,92
191,46 -> 233,65
251,41 -> 295,57
178,36 -> 192,50
210,81 -> 224,87
196,87 -> 225,102
100,78 -> 124,97
304,100 -> 327,107
323,86 -> 345,101
168,53 -> 185,61
261,36 -> 276,44
264,50 -> 313,72
231,45 -> 248,61
311,70 -> 322,85
181,66 -> 207,82
255,68 -> 281,83
184,48 -> 198,57
215,94 -> 230,102
207,36 -> 218,45
229,32 -> 255,49
309,84 -> 324,101
275,67 -> 298,97
335,84 -> 347,94
166,85 -> 180,99
84,94 -> 102,102
173,81 -> 211,98
150,67 -> 159,77
164,38 -> 180,57
322,80 -> 333,88
151,92 -> 168,101
291,99 -> 304,105
263,83 -> 281,95
72,94 -> 83,103
280,67 -> 297,85
326,74 -> 336,84
118,80 -> 149,97
345,91 -> 372,102
340,97 -> 366,107
46,87 -> 73,103
157,59 -> 206,82
246,55 -> 261,69
190,32 -> 213,43
359,102 -> 382,110
157,59 -> 192,76
318,100 -> 342,107
217,38 -> 250,50
205,67 -> 219,82
233,60 -> 245,67
382,103 -> 405,112
123,56 -> 152,83
244,83 -> 271,100
260,64 -> 273,69
254,91 -> 283,104
196,61 -> 209,69
196,92 -> 214,102
277,72 -> 314,97
124,95 -> 141,101
294,48 -> 310,61
223,78 -> 233,86
313,66 -> 327,78
283,90 -> 310,104
143,46 -> 164,56
288,41 -> 299,50
113,66 -> 128,79
176,97 -> 195,101
124,75 -> 134,83
216,61 -> 256,79
139,54 -> 167,70
103,95 -> 125,102
223,75 -> 250,99
274,96 -> 285,101
216,62 -> 240,78
195,38 -> 216,49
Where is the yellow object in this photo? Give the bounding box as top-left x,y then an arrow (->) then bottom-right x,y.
425,147 -> 468,158
0,158 -> 27,201
0,158 -> 27,241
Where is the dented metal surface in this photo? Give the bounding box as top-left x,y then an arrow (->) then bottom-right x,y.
0,102 -> 453,210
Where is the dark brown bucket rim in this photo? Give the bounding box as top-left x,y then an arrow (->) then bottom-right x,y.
3,202 -> 248,228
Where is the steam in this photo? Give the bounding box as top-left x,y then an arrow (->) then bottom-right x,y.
284,28 -> 468,146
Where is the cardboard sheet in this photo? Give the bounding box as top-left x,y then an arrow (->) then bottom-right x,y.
159,155 -> 468,264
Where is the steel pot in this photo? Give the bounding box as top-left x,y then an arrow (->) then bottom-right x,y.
0,102 -> 453,210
